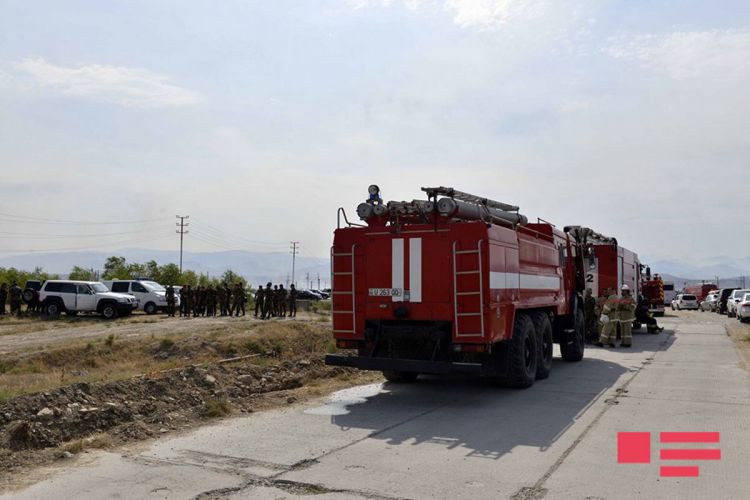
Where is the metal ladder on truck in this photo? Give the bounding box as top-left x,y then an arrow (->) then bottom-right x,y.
452,240 -> 485,338
331,244 -> 357,335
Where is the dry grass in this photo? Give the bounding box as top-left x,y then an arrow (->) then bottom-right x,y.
61,433 -> 113,454
0,319 -> 335,401
203,398 -> 231,418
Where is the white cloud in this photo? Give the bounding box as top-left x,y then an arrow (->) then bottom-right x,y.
346,0 -> 547,29
607,30 -> 750,81
12,58 -> 199,108
444,0 -> 546,29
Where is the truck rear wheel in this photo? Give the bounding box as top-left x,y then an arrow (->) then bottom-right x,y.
532,312 -> 553,380
560,309 -> 585,362
508,313 -> 537,388
382,371 -> 419,383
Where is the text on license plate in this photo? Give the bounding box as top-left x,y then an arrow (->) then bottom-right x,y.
369,288 -> 403,297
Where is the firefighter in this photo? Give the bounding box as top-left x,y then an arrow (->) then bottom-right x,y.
288,284 -> 297,318
618,285 -> 636,347
9,281 -> 22,317
254,286 -> 264,317
596,287 -> 619,348
165,285 -> 176,317
583,288 -> 597,343
636,297 -> 664,333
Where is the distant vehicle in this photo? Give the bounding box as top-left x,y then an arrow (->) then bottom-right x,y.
671,294 -> 699,310
726,289 -> 750,317
735,293 -> 750,322
296,290 -> 322,301
663,282 -> 676,306
684,283 -> 718,303
699,290 -> 720,312
102,279 -> 176,314
311,289 -> 330,299
39,280 -> 138,319
716,288 -> 739,314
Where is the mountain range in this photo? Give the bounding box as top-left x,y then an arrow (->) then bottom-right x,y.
0,249 -> 329,288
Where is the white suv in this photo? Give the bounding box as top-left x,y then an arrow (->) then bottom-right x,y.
102,280 -> 175,315
39,280 -> 138,319
671,294 -> 699,310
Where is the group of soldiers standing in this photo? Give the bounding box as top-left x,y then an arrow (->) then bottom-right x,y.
583,284 -> 637,348
254,283 -> 297,319
0,282 -> 23,316
160,282 -> 299,320
171,282 -> 248,318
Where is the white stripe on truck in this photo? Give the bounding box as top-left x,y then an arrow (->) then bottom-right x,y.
489,272 -> 559,290
409,238 -> 422,303
392,238 -> 404,302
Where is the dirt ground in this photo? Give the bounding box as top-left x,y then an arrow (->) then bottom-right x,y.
0,311 -> 380,490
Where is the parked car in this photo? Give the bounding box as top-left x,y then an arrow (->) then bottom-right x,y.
296,290 -> 322,300
39,280 -> 138,319
726,289 -> 750,317
699,291 -> 720,312
716,288 -> 739,314
311,289 -> 330,299
671,294 -> 699,310
102,279 -> 177,314
735,293 -> 750,322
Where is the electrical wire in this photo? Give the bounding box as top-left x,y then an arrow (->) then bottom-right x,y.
0,212 -> 173,225
0,227 -> 172,239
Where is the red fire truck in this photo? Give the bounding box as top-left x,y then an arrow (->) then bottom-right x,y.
326,186 -> 595,388
640,272 -> 666,316
684,284 -> 719,303
576,230 -> 641,300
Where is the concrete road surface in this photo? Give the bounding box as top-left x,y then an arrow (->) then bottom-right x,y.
4,312 -> 750,499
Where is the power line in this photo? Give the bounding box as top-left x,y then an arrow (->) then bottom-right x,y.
190,218 -> 288,248
0,228 -> 170,239
176,215 -> 189,274
0,212 -> 172,225
290,241 -> 299,287
0,234 -> 173,253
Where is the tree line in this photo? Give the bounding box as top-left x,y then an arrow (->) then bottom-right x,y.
2,256 -> 247,289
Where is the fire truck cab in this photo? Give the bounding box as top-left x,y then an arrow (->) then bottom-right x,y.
325,186 -> 588,388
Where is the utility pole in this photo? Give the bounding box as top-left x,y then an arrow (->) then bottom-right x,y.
290,241 -> 299,287
285,274 -> 290,288
317,273 -> 320,290
176,215 -> 189,274
306,272 -> 310,290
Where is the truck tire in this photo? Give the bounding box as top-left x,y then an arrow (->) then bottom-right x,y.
560,308 -> 585,362
531,312 -> 553,380
144,302 -> 157,315
22,289 -> 37,304
508,313 -> 537,388
101,303 -> 118,320
382,371 -> 419,383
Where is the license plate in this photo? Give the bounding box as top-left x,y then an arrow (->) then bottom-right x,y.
369,288 -> 403,297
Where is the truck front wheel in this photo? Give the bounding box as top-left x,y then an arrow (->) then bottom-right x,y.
382,371 -> 419,383
508,313 -> 537,388
101,303 -> 118,320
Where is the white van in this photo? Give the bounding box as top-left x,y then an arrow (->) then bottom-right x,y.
102,280 -> 177,314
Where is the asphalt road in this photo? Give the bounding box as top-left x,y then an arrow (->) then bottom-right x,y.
5,312 -> 750,500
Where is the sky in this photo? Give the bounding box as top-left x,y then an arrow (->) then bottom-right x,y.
0,0 -> 748,266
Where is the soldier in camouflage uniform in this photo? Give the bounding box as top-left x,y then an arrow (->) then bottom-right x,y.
232,282 -> 245,317
288,284 -> 297,318
0,283 -> 7,315
165,285 -> 176,317
262,282 -> 273,319
9,281 -> 22,317
206,285 -> 215,316
254,286 -> 264,317
278,284 -> 288,317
